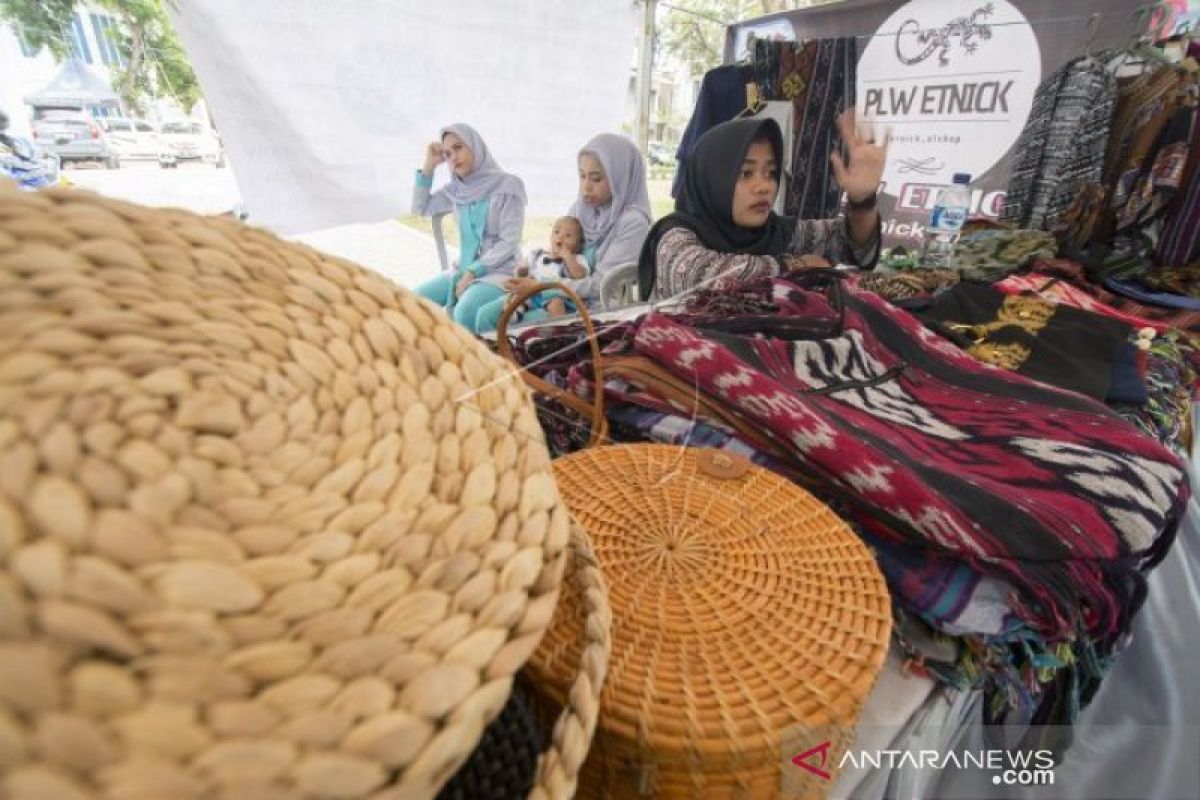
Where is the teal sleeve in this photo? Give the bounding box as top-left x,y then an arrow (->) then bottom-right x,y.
414,170 -> 433,189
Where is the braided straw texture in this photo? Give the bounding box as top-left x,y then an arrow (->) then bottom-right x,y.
0,184 -> 573,800
527,445 -> 892,799
528,524 -> 611,800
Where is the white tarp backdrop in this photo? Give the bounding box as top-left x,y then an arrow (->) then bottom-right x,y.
167,1 -> 637,234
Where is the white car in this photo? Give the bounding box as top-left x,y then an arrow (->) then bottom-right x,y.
101,117 -> 167,164
159,121 -> 225,168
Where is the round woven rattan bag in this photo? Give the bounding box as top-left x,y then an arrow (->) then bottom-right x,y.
0,184 -> 576,799
527,444 -> 892,799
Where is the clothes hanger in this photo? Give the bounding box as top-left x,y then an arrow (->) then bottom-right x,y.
1079,12 -> 1101,65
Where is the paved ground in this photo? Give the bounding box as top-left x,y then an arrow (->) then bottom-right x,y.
62,163 -> 677,292
63,161 -> 444,289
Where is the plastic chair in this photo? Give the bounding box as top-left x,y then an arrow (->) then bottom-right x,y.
432,210 -> 452,272
598,261 -> 638,311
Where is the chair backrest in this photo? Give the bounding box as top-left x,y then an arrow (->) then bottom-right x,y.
431,210 -> 452,272
599,261 -> 639,311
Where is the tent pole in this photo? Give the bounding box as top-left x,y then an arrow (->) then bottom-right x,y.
634,0 -> 656,153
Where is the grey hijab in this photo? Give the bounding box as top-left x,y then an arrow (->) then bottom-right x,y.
570,133 -> 652,260
439,123 -> 527,205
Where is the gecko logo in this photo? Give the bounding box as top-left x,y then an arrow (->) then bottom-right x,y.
895,2 -> 996,67
791,740 -> 833,781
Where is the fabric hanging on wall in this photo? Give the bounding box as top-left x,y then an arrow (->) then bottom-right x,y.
1156,42 -> 1200,265
671,64 -> 753,199
786,37 -> 857,220
1001,55 -> 1117,231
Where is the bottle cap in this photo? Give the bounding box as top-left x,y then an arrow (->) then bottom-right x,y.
953,173 -> 972,185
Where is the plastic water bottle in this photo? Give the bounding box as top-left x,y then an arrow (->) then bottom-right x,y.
921,173 -> 972,269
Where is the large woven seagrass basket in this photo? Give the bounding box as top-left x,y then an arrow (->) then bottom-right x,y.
498,283 -> 894,799
0,184 -> 607,800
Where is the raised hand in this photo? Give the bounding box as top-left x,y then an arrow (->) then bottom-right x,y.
423,141 -> 445,174
829,109 -> 887,204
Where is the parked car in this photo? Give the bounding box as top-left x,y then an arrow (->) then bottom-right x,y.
158,121 -> 225,168
31,110 -> 119,169
647,142 -> 676,166
102,117 -> 168,163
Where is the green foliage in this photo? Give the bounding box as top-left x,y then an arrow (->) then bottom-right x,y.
0,0 -> 78,59
0,0 -> 200,115
657,0 -> 839,76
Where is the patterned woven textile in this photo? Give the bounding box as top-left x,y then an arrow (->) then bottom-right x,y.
786,37 -> 857,220
853,268 -> 961,303
917,282 -> 1136,404
1136,263 -> 1200,299
1001,55 -> 1116,230
1110,333 -> 1196,458
1028,258 -> 1200,341
994,271 -> 1175,333
1157,48 -> 1200,266
624,272 -> 1189,649
950,229 -> 1057,282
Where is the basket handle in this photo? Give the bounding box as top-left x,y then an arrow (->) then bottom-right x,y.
527,524 -> 611,800
496,282 -> 608,448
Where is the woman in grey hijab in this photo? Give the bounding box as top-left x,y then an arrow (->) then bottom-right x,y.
501,133 -> 651,315
412,123 -> 526,333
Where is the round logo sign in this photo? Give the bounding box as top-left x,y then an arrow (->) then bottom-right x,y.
857,0 -> 1041,195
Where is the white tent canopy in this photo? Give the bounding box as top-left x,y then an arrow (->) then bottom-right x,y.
25,58 -> 121,111
168,1 -> 637,234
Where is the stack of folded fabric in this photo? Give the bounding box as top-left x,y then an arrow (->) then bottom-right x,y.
502,271 -> 1190,734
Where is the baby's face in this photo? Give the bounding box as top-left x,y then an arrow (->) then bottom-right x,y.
551,219 -> 583,254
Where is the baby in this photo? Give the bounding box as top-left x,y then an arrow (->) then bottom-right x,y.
512,215 -> 590,319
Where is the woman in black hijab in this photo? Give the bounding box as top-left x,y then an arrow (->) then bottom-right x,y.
638,111 -> 885,302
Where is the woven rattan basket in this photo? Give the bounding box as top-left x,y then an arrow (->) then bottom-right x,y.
0,184 -> 608,800
498,284 -> 893,799
536,446 -> 891,799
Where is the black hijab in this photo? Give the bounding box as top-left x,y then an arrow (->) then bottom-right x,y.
638,117 -> 795,301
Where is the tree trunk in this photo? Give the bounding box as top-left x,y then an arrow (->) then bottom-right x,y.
115,9 -> 147,116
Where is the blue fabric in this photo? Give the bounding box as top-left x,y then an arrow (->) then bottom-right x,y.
1106,342 -> 1148,406
454,281 -> 507,334
414,169 -> 433,189
458,199 -> 490,276
672,65 -> 752,199
415,272 -> 456,308
526,288 -> 574,312
1104,277 -> 1200,311
582,242 -> 598,269
472,287 -> 525,334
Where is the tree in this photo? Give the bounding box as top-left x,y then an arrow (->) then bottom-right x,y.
656,0 -> 840,77
0,0 -> 77,59
0,0 -> 200,114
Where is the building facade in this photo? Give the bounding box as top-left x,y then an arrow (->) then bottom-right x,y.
1,4 -> 126,135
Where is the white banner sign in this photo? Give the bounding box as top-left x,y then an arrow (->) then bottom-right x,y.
858,0 -> 1042,208
168,1 -> 636,234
